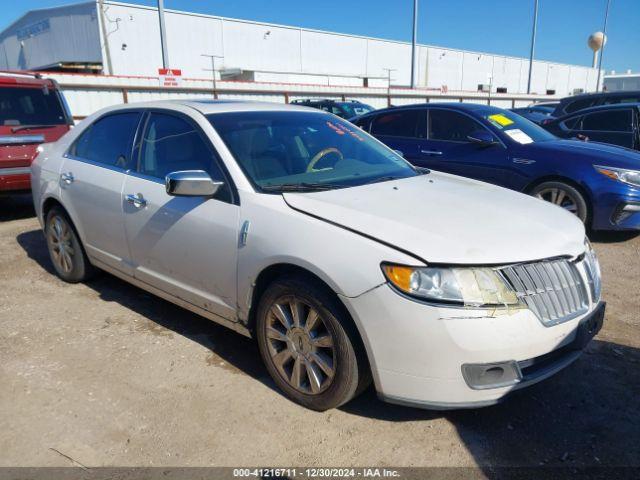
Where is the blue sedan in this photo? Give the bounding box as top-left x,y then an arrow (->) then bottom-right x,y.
352,103 -> 640,231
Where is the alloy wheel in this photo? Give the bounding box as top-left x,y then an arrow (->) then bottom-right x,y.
535,187 -> 579,215
48,215 -> 75,273
265,296 -> 336,395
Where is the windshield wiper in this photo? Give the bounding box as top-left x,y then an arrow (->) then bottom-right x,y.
11,125 -> 56,133
260,182 -> 345,192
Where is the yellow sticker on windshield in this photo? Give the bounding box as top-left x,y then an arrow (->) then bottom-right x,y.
488,114 -> 514,127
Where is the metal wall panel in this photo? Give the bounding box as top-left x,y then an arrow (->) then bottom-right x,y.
461,52 -> 495,91
0,2 -> 101,70
300,31 -> 367,76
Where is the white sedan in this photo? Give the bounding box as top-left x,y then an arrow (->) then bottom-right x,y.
31,100 -> 604,410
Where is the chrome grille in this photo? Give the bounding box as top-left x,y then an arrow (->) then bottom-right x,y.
499,259 -> 589,326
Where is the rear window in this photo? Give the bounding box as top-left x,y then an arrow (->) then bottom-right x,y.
564,98 -> 595,114
0,86 -> 68,126
371,110 -> 421,137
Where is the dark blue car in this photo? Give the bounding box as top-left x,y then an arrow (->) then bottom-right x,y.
352,103 -> 640,231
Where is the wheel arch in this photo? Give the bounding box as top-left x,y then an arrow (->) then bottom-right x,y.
524,175 -> 594,223
246,262 -> 372,375
41,196 -> 88,246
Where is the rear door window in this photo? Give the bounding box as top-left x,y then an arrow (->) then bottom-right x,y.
0,86 -> 68,126
581,109 -> 633,132
428,109 -> 482,142
70,112 -> 141,168
371,109 -> 421,137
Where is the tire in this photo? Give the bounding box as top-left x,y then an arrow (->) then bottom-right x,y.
45,206 -> 96,283
256,275 -> 371,411
530,181 -> 589,224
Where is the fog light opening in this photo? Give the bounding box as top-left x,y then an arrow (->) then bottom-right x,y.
462,361 -> 522,390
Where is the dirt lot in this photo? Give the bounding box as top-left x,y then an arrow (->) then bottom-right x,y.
1,193 -> 639,471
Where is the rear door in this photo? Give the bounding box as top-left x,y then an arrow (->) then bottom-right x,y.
122,110 -> 240,321
369,108 -> 425,161
575,109 -> 635,148
419,108 -> 510,185
60,111 -> 142,275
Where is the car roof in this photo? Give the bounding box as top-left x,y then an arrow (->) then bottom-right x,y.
0,71 -> 56,88
561,90 -> 640,103
558,102 -> 640,118
98,99 -> 325,116
356,102 -> 500,118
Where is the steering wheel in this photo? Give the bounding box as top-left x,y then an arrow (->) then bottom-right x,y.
306,147 -> 343,173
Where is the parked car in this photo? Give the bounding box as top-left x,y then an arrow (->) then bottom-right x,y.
0,72 -> 73,194
542,103 -> 640,151
32,100 -> 603,411
290,98 -> 374,119
510,105 -> 555,125
552,90 -> 640,117
352,103 -> 640,231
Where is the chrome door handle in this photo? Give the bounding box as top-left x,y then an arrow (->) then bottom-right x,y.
126,193 -> 147,208
420,150 -> 443,156
60,172 -> 74,184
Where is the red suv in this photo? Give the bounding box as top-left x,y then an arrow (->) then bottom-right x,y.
0,72 -> 73,194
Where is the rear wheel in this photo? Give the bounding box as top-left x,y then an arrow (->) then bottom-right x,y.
256,275 -> 370,411
45,206 -> 95,283
531,181 -> 589,223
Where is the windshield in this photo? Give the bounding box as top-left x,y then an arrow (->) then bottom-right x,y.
482,110 -> 557,144
338,102 -> 374,118
0,86 -> 68,126
208,111 -> 418,191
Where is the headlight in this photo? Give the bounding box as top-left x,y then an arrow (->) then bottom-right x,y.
594,165 -> 640,187
381,264 -> 520,307
583,238 -> 602,302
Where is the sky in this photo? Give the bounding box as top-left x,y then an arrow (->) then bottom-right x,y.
1,0 -> 638,73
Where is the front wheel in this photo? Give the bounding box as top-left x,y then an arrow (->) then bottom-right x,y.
531,181 -> 589,223
256,276 -> 370,411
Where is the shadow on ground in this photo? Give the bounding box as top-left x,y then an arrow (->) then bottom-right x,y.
16,228 -> 640,472
0,194 -> 35,221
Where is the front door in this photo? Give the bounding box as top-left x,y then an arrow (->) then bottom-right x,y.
122,111 -> 240,321
60,111 -> 142,274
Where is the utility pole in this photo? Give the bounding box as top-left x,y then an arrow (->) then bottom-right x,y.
526,0 -> 539,94
383,68 -> 396,107
158,0 -> 169,68
596,0 -> 612,92
97,0 -> 113,74
202,54 -> 224,99
410,0 -> 418,89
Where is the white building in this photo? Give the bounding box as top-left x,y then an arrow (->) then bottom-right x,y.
604,71 -> 640,92
0,0 -> 600,96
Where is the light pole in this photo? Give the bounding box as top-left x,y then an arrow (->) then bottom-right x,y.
158,0 -> 169,68
410,0 -> 418,89
383,68 -> 396,106
526,0 -> 539,94
202,54 -> 224,99
596,0 -> 612,92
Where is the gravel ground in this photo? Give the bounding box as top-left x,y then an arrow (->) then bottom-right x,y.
0,193 -> 639,471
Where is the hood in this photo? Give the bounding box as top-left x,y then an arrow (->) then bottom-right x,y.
520,139 -> 640,170
283,173 -> 585,265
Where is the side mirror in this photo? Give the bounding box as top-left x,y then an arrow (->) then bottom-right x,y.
165,170 -> 223,197
467,130 -> 497,146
